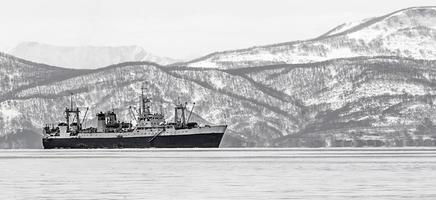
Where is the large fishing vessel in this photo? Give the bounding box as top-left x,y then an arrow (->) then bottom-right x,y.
42,88 -> 227,148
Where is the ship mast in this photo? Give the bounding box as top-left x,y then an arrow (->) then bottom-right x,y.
66,93 -> 73,132
160,100 -> 164,115
140,82 -> 151,117
70,93 -> 73,110
140,85 -> 144,116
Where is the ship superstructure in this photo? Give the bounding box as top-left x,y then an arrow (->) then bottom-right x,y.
42,88 -> 227,148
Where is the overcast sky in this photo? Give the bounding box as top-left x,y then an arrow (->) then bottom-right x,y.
0,0 -> 434,59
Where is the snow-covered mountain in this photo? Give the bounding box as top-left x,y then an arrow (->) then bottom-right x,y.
1,52 -> 436,147
184,6 -> 436,69
9,42 -> 180,69
1,7 -> 436,148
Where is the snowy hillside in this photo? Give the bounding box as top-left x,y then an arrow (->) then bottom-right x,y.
0,52 -> 88,99
9,42 -> 180,69
1,52 -> 436,147
184,7 -> 436,69
1,7 -> 436,148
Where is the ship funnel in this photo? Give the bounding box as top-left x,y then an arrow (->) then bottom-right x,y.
97,112 -> 106,132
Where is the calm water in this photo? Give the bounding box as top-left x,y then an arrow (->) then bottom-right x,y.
1,148 -> 436,200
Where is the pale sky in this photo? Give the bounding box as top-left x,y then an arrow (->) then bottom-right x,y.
0,0 -> 434,59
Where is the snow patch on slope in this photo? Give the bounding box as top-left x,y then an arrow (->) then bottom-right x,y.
0,101 -> 20,121
322,17 -> 375,37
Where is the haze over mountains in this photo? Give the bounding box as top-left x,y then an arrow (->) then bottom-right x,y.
1,7 -> 436,148
9,42 -> 181,69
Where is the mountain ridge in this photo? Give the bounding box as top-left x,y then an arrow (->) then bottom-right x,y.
2,54 -> 436,147
189,6 -> 436,61
316,6 -> 436,39
181,6 -> 436,69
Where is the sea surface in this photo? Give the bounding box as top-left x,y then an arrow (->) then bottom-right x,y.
1,148 -> 436,200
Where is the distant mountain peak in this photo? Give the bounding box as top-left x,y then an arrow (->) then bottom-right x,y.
8,42 -> 182,69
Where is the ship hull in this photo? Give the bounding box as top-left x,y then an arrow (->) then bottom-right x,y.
42,133 -> 224,149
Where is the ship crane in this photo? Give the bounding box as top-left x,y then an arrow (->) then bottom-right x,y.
187,102 -> 196,123
64,93 -> 91,132
65,93 -> 81,133
174,101 -> 187,127
128,106 -> 138,123
81,107 -> 89,127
